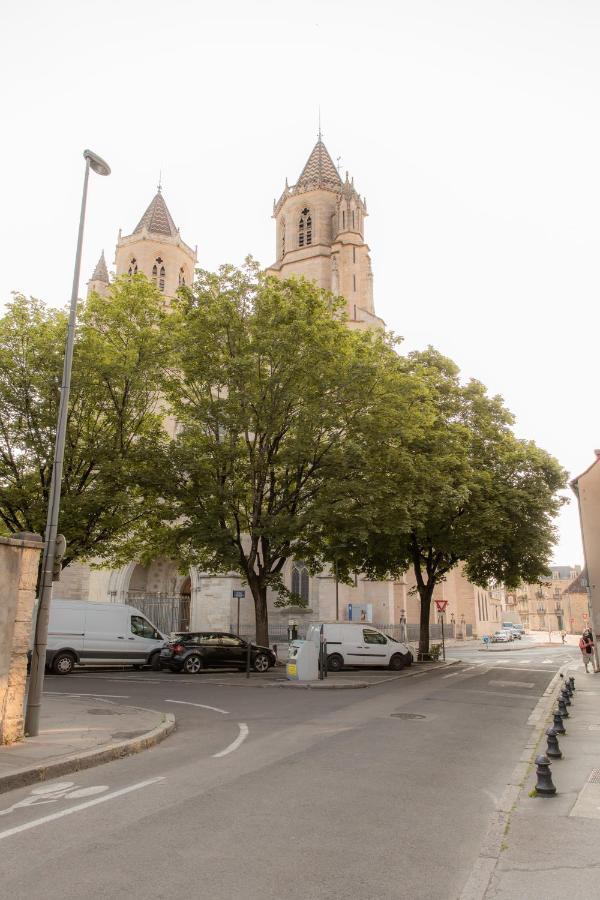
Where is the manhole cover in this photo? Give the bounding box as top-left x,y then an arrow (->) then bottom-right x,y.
390,713 -> 426,720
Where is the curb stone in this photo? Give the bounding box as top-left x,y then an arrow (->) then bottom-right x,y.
0,712 -> 175,795
198,659 -> 461,689
457,664 -> 568,900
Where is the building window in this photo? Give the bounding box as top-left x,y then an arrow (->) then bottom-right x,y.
152,264 -> 157,282
178,267 -> 186,286
299,208 -> 311,248
342,210 -> 345,230
128,257 -> 138,276
159,266 -> 165,292
353,246 -> 356,264
352,210 -> 355,229
281,219 -> 286,257
353,274 -> 356,292
291,561 -> 309,602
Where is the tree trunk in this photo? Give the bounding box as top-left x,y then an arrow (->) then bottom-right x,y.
418,582 -> 435,658
251,580 -> 269,647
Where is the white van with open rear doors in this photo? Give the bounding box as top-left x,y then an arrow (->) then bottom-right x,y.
305,623 -> 413,671
43,600 -> 166,674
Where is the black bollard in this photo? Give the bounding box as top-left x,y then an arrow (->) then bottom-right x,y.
546,726 -> 562,759
553,710 -> 566,734
534,754 -> 557,795
558,697 -> 569,718
569,676 -> 576,691
563,679 -> 573,697
561,688 -> 571,707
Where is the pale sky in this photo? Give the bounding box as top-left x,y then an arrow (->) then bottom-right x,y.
2,0 -> 598,567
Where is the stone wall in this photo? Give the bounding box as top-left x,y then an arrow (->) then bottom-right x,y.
0,534 -> 43,744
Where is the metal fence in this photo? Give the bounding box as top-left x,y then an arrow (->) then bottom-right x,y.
122,594 -> 473,647
125,594 -> 191,635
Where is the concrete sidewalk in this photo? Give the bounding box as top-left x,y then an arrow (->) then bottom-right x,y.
461,665 -> 600,900
0,695 -> 174,794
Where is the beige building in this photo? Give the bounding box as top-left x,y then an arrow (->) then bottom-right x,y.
513,565 -> 581,634
572,451 -> 600,644
403,564 -> 502,639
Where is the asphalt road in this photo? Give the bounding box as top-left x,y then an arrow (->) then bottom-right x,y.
0,648 -> 574,900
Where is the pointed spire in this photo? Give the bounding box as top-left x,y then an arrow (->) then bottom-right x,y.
296,139 -> 342,193
90,250 -> 109,284
133,189 -> 177,236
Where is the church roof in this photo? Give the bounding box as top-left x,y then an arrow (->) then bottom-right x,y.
90,250 -> 109,283
133,189 -> 178,236
296,139 -> 342,192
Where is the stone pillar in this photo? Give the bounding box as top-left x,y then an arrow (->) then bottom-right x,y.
190,574 -> 241,631
0,533 -> 43,744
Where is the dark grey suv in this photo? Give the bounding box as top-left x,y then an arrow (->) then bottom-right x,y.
159,632 -> 276,674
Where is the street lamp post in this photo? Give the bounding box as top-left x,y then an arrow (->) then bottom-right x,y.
25,150 -> 110,737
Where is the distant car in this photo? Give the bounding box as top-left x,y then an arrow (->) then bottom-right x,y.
159,631 -> 276,674
502,622 -> 523,639
491,630 -> 511,643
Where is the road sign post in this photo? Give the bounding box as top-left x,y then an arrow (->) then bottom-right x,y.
232,589 -> 246,636
435,600 -> 449,661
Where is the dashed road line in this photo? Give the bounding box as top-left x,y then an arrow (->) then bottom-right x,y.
213,723 -> 249,758
43,692 -> 130,699
164,699 -> 229,715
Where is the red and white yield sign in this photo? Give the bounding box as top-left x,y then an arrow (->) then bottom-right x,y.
434,599 -> 449,613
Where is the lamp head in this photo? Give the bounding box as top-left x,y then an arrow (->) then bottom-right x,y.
83,149 -> 111,177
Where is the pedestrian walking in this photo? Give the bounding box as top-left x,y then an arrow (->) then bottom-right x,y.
561,630 -> 566,644
579,628 -> 596,673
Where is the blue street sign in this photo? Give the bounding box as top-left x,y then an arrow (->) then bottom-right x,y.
232,590 -> 246,599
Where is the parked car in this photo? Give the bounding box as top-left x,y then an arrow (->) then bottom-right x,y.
159,632 -> 276,674
502,622 -> 524,639
40,600 -> 166,674
490,630 -> 511,643
305,623 -> 413,671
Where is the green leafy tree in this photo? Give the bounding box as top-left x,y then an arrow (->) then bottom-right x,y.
350,348 -> 567,656
136,261 -> 422,646
0,276 -> 170,568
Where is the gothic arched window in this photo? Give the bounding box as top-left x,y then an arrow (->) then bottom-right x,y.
178,267 -> 186,286
291,561 -> 309,602
299,208 -> 311,248
281,219 -> 286,257
152,264 -> 158,283
128,257 -> 138,276
159,266 -> 165,293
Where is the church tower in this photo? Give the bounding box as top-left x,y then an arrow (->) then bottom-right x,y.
113,186 -> 197,297
267,137 -> 385,330
87,250 -> 110,297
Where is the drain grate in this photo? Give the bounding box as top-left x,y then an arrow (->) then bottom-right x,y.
587,768 -> 600,783
390,712 -> 426,720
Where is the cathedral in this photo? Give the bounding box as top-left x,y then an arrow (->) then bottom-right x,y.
58,135 -> 408,635
59,136 -> 499,641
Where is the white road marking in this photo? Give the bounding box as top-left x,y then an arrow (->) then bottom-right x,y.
213,723 -> 249,758
541,659 -> 553,664
0,777 -> 164,841
164,699 -> 230,715
43,692 -> 130,699
488,680 -> 535,689
442,672 -> 461,679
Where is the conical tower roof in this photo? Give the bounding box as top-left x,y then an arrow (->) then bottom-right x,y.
90,250 -> 109,283
296,139 -> 342,192
133,188 -> 177,236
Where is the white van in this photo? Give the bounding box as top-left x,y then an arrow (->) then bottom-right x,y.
305,623 -> 413,671
43,600 -> 166,674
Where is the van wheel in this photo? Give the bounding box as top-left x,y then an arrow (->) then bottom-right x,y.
327,654 -> 343,672
149,653 -> 161,671
183,654 -> 202,675
52,652 -> 76,675
389,654 -> 405,671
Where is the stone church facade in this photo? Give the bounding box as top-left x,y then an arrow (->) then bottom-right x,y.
57,137 -> 498,641
57,137 -> 409,636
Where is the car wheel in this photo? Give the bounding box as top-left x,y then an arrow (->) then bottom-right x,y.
253,653 -> 270,673
404,652 -> 413,667
327,654 -> 343,672
182,654 -> 202,675
51,652 -> 76,675
389,653 -> 405,671
149,653 -> 161,671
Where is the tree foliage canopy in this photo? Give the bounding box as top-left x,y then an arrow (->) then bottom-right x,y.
0,276 -> 169,565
